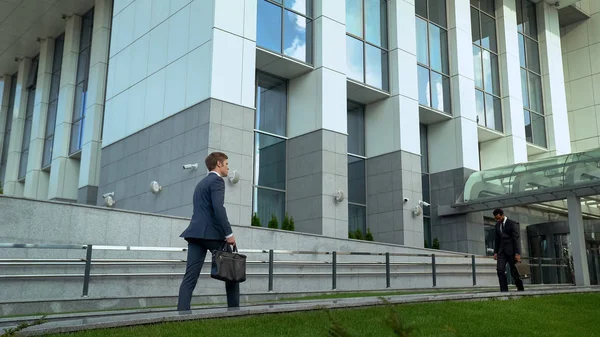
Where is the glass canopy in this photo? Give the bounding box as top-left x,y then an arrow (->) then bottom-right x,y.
463,148 -> 600,203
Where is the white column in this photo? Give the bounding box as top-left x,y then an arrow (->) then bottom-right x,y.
0,76 -> 11,164
3,59 -> 32,196
48,15 -> 82,202
480,0 -> 528,169
78,0 -> 112,204
567,195 -> 590,286
533,2 -> 571,159
24,38 -> 55,199
428,0 -> 480,174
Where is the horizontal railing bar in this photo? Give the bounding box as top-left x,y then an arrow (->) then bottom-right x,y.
0,271 -> 499,279
0,243 -> 87,250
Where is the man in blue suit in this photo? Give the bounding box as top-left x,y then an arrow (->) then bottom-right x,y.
177,152 -> 239,311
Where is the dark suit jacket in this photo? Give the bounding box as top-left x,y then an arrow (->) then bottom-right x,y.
494,218 -> 521,256
180,172 -> 232,240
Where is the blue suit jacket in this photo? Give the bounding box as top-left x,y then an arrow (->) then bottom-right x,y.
180,172 -> 232,240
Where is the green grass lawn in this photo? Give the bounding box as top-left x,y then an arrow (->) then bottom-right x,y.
271,288 -> 493,302
40,293 -> 600,337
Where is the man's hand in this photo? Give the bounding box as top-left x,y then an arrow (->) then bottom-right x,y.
515,254 -> 521,262
493,254 -> 497,260
226,235 -> 236,246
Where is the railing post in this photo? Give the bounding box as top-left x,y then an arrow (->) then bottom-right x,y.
82,244 -> 93,297
332,251 -> 337,290
268,249 -> 274,292
431,254 -> 436,287
385,252 -> 390,288
538,257 -> 543,284
471,255 -> 476,286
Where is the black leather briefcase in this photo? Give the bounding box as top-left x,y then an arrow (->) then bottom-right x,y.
211,243 -> 247,283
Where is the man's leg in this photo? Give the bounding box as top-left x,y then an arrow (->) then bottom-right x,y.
496,254 -> 509,292
177,241 -> 208,311
202,240 -> 241,307
508,258 -> 525,291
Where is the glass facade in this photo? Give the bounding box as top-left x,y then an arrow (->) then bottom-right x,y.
257,0 -> 313,64
253,72 -> 288,227
517,0 -> 546,147
0,74 -> 18,186
416,0 -> 451,114
420,124 -> 432,247
346,0 -> 389,91
19,56 -> 40,180
347,101 -> 366,235
70,9 -> 94,155
42,34 -> 65,169
471,0 -> 502,132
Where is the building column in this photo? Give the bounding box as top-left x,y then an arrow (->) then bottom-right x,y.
361,0 -> 422,247
0,76 -> 11,166
480,0 -> 528,169
567,195 -> 590,286
286,0 -> 348,239
428,0 -> 484,254
3,59 -> 32,197
23,38 -> 55,199
532,2 -> 571,159
48,15 -> 82,202
78,0 -> 112,204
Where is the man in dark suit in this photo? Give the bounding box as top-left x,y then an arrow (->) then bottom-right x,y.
177,152 -> 239,311
493,208 -> 524,292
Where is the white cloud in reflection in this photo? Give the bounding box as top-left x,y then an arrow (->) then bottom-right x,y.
283,0 -> 307,60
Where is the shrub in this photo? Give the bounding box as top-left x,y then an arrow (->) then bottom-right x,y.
424,240 -> 429,248
289,215 -> 295,231
268,214 -> 279,229
348,231 -> 355,239
282,213 -> 292,231
365,228 -> 374,241
251,213 -> 261,227
432,237 -> 440,250
354,229 -> 363,240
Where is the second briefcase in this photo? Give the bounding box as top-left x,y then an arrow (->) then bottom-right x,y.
211,243 -> 247,283
515,261 -> 531,279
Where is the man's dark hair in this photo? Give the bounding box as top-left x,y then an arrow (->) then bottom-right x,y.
493,208 -> 504,216
205,152 -> 228,171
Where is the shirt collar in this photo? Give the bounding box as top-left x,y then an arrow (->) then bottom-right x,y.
502,216 -> 508,224
209,171 -> 221,177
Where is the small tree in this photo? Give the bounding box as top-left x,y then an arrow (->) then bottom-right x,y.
365,228 -> 374,241
432,237 -> 440,250
288,215 -> 295,231
0,180 -> 3,194
354,229 -> 364,240
348,231 -> 356,239
268,214 -> 279,229
282,213 -> 291,230
251,213 -> 261,227
424,240 -> 429,248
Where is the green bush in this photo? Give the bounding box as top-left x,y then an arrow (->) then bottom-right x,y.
432,237 -> 440,250
268,214 -> 279,229
282,213 -> 295,231
251,213 -> 261,227
424,240 -> 429,248
348,231 -> 355,239
365,228 -> 374,241
288,215 -> 295,231
354,229 -> 363,240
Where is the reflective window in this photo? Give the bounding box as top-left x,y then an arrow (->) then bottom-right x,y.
257,0 -> 313,64
517,0 -> 545,147
253,72 -> 288,227
346,0 -> 389,91
348,100 -> 367,236
70,9 -> 94,155
416,0 -> 451,114
42,34 -> 65,169
19,56 -> 40,180
420,124 -> 431,246
0,74 -> 18,185
471,0 -> 502,132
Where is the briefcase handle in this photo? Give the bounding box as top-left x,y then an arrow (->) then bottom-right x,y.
220,242 -> 238,253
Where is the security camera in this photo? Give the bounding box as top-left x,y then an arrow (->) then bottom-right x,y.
102,192 -> 115,207
182,163 -> 198,170
403,197 -> 409,203
419,200 -> 431,207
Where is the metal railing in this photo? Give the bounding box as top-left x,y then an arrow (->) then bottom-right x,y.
0,243 -> 571,298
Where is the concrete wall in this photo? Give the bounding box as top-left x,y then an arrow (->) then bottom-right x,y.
0,196 -> 497,302
562,1 -> 600,152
